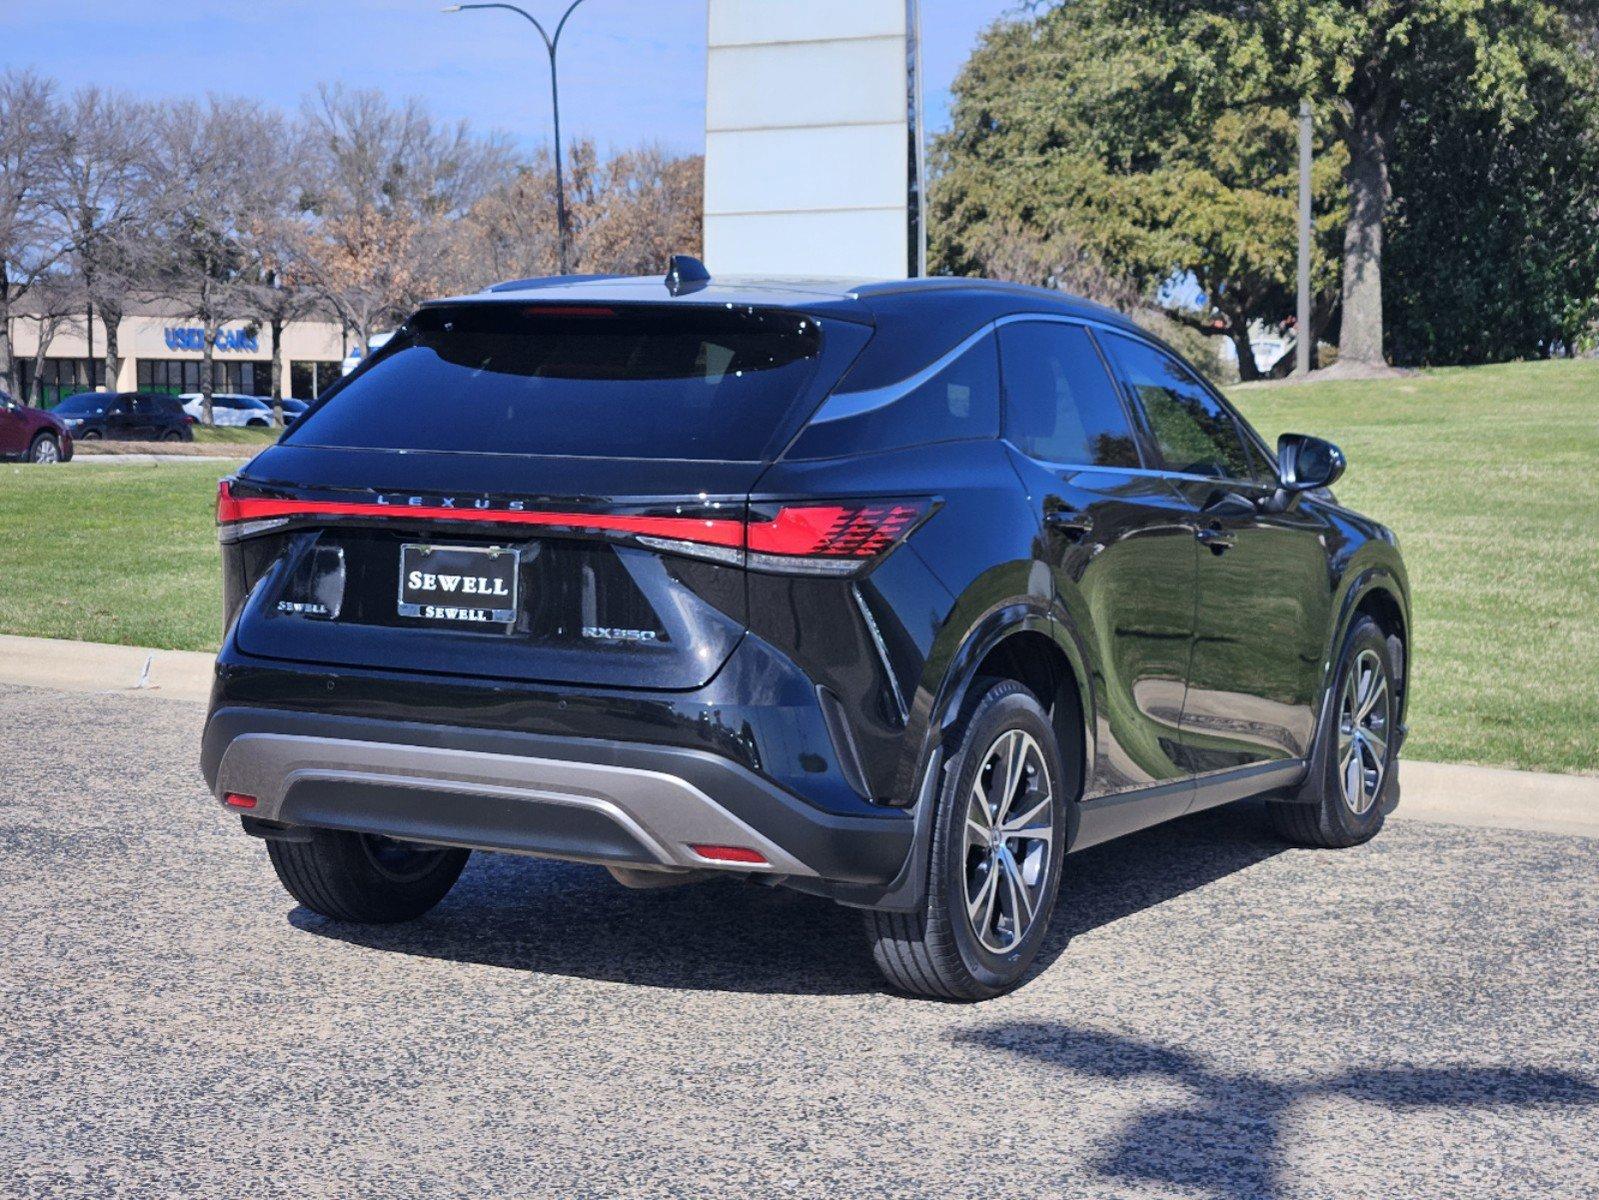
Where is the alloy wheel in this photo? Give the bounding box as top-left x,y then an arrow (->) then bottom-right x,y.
962,728 -> 1055,954
1337,648 -> 1391,815
32,438 -> 60,464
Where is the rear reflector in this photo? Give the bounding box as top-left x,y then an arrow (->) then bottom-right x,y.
689,844 -> 768,865
217,481 -> 930,573
223,792 -> 258,809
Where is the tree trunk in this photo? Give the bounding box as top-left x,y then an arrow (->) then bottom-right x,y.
270,315 -> 285,425
1228,322 -> 1263,382
1339,102 -> 1392,366
201,326 -> 217,427
0,280 -> 17,400
101,302 -> 122,391
29,319 -> 56,406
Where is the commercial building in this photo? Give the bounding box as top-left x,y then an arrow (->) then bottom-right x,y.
6,297 -> 346,407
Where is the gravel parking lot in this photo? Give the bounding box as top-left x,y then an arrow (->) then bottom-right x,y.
3,681 -> 1596,1199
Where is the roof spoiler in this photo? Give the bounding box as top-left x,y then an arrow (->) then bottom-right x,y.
487,273 -> 625,293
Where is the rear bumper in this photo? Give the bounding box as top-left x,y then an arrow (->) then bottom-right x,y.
202,706 -> 913,886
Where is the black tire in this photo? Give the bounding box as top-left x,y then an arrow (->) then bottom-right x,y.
78,429 -> 101,441
28,433 -> 61,464
1269,616 -> 1399,848
161,430 -> 183,442
864,678 -> 1069,1001
246,417 -> 268,427
266,829 -> 469,923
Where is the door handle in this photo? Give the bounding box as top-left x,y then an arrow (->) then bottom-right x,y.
1196,523 -> 1237,554
1044,506 -> 1094,539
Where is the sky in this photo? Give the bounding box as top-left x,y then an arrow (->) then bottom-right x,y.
0,1 -> 1021,155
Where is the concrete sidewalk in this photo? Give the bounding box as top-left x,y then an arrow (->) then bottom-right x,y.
0,632 -> 1593,839
0,634 -> 214,702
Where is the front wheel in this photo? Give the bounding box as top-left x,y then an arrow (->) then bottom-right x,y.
1268,616 -> 1399,848
266,829 -> 469,923
864,678 -> 1068,1000
29,433 -> 61,464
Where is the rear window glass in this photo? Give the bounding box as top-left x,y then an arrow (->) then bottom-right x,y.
287,304 -> 824,460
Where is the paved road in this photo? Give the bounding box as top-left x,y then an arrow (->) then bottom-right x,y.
3,682 -> 1597,1199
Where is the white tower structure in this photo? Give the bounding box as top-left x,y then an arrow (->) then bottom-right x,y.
703,0 -> 925,280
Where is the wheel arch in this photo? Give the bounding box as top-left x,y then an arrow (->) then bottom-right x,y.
842,604 -> 1091,914
1286,563 -> 1410,810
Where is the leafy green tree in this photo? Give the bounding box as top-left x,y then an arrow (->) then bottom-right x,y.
1385,50 -> 1599,363
1092,0 -> 1599,366
931,9 -> 1346,380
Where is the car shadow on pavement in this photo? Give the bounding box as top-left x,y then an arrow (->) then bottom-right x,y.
289,799 -> 1290,997
952,1022 -> 1599,1199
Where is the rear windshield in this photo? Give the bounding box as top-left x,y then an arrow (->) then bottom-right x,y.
287,303 -> 824,460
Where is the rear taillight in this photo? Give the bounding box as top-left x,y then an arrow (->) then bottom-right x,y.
637,501 -> 932,575
745,503 -> 929,574
216,481 -> 930,573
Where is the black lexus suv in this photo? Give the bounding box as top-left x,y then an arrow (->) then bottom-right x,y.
202,260 -> 1409,1000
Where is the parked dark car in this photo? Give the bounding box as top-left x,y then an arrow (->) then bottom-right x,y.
0,389 -> 73,463
202,261 -> 1410,1000
52,391 -> 195,442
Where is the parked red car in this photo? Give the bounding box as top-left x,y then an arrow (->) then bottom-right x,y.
0,390 -> 73,463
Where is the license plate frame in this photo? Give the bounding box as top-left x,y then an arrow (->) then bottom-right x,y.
397,543 -> 521,627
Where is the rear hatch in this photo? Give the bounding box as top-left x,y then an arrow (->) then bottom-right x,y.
224,300 -> 870,690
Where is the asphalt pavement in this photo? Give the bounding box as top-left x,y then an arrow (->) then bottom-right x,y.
3,681 -> 1597,1199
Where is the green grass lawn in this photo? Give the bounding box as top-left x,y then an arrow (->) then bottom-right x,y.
0,359 -> 1594,773
1229,359 -> 1599,776
0,461 -> 227,651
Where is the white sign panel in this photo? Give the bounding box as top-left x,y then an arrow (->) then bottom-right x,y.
704,0 -> 924,280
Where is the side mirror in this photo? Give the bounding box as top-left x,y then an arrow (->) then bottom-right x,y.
1277,432 -> 1346,492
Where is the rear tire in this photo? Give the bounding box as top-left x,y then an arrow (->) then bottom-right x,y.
1268,616 -> 1399,848
28,433 -> 61,464
266,829 -> 469,923
864,678 -> 1068,1001
161,430 -> 183,442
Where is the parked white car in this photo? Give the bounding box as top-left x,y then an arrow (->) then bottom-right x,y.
179,393 -> 277,427
341,331 -> 393,377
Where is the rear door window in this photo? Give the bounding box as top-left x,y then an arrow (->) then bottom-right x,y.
288,304 -> 827,461
999,321 -> 1141,468
1102,333 -> 1257,481
786,328 -> 1000,460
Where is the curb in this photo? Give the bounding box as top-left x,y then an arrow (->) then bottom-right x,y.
0,634 -> 214,703
0,633 -> 1593,839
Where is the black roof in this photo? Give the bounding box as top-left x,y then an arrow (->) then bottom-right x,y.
438,272 -> 1144,336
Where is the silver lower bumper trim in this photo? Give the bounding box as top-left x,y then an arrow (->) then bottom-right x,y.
214,732 -> 816,876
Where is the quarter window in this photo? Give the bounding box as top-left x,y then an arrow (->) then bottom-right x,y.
1102,333 -> 1256,481
787,329 -> 1001,460
999,321 -> 1140,467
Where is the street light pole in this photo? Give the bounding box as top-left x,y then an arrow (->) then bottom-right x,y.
444,1 -> 590,275
1296,98 -> 1313,377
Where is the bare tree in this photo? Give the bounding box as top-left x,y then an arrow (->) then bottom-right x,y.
238,121 -> 318,422
453,138 -> 703,288
47,87 -> 157,391
578,144 -> 702,275
0,70 -> 66,402
24,273 -> 84,404
150,96 -> 285,425
300,84 -> 515,354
